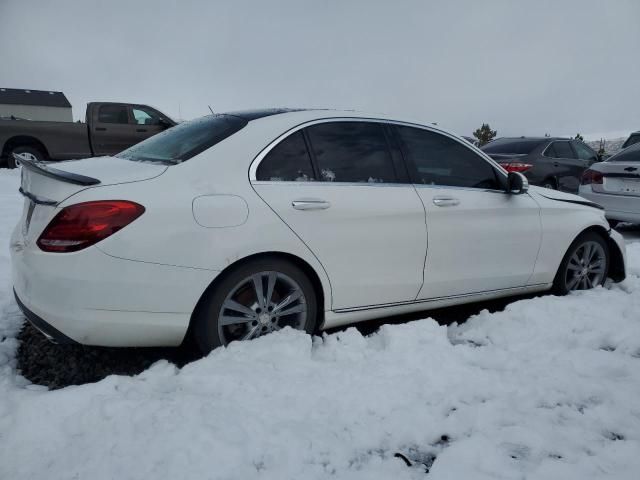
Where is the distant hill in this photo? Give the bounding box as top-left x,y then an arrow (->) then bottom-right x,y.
585,137 -> 626,156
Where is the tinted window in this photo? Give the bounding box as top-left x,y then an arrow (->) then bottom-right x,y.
257,131 -> 315,181
116,114 -> 247,164
395,126 -> 500,189
548,141 -> 575,159
98,105 -> 129,124
622,134 -> 640,149
482,139 -> 545,154
306,122 -> 396,183
544,143 -> 557,157
608,143 -> 640,162
572,141 -> 598,161
132,106 -> 161,125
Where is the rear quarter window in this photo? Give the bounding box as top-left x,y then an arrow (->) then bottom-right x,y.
116,114 -> 247,164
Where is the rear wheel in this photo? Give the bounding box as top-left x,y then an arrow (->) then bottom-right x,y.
552,232 -> 609,295
193,258 -> 318,353
7,145 -> 46,168
541,178 -> 557,190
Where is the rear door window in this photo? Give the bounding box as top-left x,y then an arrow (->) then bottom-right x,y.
256,131 -> 315,181
98,105 -> 130,124
394,125 -> 501,189
547,141 -> 575,159
305,122 -> 397,183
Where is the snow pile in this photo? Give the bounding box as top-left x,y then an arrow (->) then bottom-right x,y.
1,169 -> 640,479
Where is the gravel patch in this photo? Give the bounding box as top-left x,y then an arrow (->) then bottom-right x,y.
16,322 -> 199,389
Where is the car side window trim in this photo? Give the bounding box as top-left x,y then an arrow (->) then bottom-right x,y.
249,117 -> 508,185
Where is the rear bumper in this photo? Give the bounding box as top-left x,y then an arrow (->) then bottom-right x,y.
11,231 -> 218,347
14,290 -> 78,344
579,187 -> 640,223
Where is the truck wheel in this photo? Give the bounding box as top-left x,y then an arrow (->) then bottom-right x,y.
7,146 -> 46,169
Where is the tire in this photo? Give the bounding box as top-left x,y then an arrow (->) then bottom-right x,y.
552,232 -> 609,295
7,145 -> 46,169
541,178 -> 557,190
193,257 -> 318,353
607,219 -> 620,229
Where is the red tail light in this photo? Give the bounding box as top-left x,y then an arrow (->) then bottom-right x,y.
499,162 -> 533,173
581,169 -> 603,185
37,201 -> 145,253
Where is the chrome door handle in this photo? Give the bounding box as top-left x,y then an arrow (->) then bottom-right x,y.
292,199 -> 331,210
432,196 -> 459,207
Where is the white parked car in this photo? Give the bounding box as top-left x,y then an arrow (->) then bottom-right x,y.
579,142 -> 640,227
11,109 -> 626,353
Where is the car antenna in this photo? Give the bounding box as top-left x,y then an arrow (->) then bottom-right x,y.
208,105 -> 214,114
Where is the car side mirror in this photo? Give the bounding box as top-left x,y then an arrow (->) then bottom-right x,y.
507,172 -> 529,194
158,118 -> 172,129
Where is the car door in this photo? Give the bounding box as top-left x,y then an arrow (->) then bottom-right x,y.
91,104 -> 140,156
129,105 -> 167,145
251,121 -> 428,310
392,124 -> 542,299
544,141 -> 584,192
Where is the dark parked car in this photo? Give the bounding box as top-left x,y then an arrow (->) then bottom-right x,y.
622,131 -> 640,150
481,137 -> 600,192
0,102 -> 175,168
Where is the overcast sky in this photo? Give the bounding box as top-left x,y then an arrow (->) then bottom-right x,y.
1,0 -> 638,139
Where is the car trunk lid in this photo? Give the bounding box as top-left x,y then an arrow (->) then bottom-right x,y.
591,161 -> 640,197
16,156 -> 167,245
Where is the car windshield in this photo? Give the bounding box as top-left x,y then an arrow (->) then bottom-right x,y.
116,114 -> 248,164
607,143 -> 640,162
482,139 -> 545,154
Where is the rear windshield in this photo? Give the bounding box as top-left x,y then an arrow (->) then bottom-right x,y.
116,114 -> 248,164
482,139 -> 545,155
622,134 -> 640,149
608,143 -> 640,162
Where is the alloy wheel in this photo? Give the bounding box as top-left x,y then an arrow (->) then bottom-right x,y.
564,241 -> 606,291
15,152 -> 38,162
217,271 -> 308,343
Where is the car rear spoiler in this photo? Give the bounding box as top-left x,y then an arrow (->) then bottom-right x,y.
14,154 -> 101,186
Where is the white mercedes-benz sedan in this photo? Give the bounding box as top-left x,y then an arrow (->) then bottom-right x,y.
11,109 -> 626,353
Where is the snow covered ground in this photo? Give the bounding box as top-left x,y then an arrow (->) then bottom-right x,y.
1,169 -> 640,479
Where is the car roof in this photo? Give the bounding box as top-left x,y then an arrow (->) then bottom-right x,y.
491,136 -> 570,142
227,108 -> 458,139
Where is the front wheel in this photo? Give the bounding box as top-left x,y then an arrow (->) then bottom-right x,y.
193,258 -> 318,353
552,232 -> 609,295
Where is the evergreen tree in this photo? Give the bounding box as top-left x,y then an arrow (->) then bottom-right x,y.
598,139 -> 606,156
575,133 -> 584,141
472,123 -> 497,146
